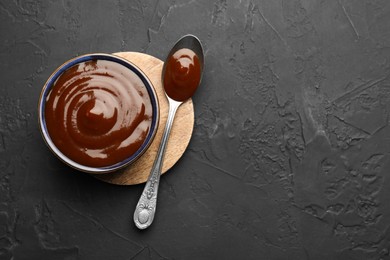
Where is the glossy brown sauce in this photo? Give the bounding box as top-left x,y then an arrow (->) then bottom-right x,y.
45,59 -> 153,167
163,48 -> 201,101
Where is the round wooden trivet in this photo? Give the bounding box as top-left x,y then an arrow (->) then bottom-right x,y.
93,52 -> 194,185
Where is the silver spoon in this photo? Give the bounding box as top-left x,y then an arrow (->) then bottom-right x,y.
134,34 -> 204,229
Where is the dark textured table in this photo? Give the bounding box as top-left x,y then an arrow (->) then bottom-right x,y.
1,1 -> 390,259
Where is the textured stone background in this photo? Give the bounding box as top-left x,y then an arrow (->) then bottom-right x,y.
1,0 -> 390,259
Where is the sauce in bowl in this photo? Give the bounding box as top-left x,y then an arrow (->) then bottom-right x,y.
43,56 -> 157,169
163,48 -> 201,101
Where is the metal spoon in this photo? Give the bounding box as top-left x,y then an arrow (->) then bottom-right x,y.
133,34 -> 204,229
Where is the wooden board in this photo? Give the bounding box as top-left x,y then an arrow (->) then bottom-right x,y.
93,52 -> 194,185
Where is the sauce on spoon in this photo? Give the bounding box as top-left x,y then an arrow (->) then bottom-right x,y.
163,48 -> 201,101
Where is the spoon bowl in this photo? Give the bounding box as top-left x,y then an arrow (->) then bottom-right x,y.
134,35 -> 204,229
162,34 -> 205,85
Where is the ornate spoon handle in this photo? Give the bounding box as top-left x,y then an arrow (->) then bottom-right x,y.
134,98 -> 181,229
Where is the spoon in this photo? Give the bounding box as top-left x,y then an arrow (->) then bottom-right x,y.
133,34 -> 204,229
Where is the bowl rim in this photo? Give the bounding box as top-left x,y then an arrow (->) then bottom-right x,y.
38,53 -> 160,174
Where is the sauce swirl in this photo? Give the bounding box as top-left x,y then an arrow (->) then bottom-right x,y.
45,59 -> 153,167
163,48 -> 201,101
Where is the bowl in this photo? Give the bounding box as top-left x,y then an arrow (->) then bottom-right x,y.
38,53 -> 159,174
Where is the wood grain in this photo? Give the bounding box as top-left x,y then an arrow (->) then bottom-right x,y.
93,52 -> 194,185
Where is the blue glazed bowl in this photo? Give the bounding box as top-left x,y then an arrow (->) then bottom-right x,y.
38,53 -> 159,174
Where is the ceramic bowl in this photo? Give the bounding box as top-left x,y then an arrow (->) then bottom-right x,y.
38,53 -> 159,173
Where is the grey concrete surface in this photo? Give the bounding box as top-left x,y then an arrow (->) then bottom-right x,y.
1,0 -> 390,259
